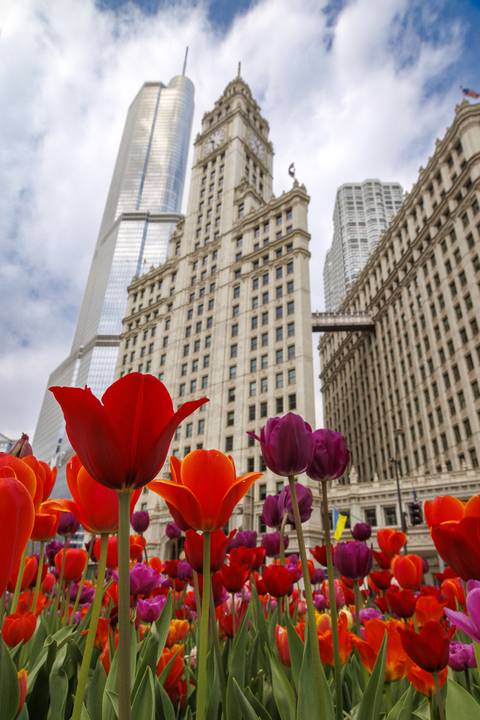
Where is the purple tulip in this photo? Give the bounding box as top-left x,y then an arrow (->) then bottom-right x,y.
165,522 -> 182,540
46,540 -> 63,565
422,558 -> 430,574
280,482 -> 314,524
227,530 -> 258,549
260,495 -> 285,529
159,575 -> 173,590
248,413 -> 314,477
69,583 -> 95,604
131,510 -> 150,534
311,567 -> 325,584
285,555 -> 303,583
261,531 -> 289,558
352,522 -> 371,541
130,563 -> 159,596
136,596 -> 166,623
58,512 -> 80,536
177,560 -> 193,581
313,591 -> 327,611
334,541 -> 373,580
359,607 -> 384,623
445,587 -> 480,643
448,641 -> 476,671
306,428 -> 349,482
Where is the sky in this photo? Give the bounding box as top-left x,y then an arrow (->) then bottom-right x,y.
0,0 -> 479,440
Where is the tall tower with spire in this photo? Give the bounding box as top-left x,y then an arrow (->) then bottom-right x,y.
33,73 -> 194,480
116,75 -> 318,555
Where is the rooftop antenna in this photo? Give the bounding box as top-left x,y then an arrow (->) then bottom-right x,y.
182,46 -> 189,76
237,61 -> 241,78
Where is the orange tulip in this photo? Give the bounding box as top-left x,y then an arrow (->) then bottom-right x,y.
407,664 -> 448,696
22,455 -> 56,507
2,612 -> 37,646
424,495 -> 465,527
17,670 -> 28,714
149,450 -> 262,531
8,555 -> 38,592
391,554 -> 423,589
415,595 -> 445,626
318,612 -> 352,666
55,548 -> 88,583
440,577 -> 465,609
275,625 -> 291,665
353,618 -> 409,682
0,454 -> 36,499
166,620 -> 190,648
0,470 -> 35,597
156,645 -> 185,689
377,528 -> 407,556
43,456 -> 141,535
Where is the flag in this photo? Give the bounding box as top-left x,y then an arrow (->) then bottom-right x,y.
332,508 -> 347,541
462,87 -> 480,99
288,162 -> 295,178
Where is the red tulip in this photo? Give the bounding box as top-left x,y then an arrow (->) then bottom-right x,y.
373,550 -> 392,569
275,625 -> 291,665
377,528 -> 406,556
0,454 -> 36,500
184,529 -> 235,573
369,570 -> 392,591
22,455 -> 56,507
50,373 -> 208,490
219,563 -> 249,593
31,509 -> 59,541
55,548 -> 88,583
310,544 -> 329,566
229,546 -> 265,570
8,555 -> 38,592
415,595 -> 445,626
0,470 -> 35,597
149,450 -> 261,531
391,554 -> 423,590
94,536 -> 119,569
386,586 -> 416,618
424,495 -> 465,526
2,612 -> 37,646
399,620 -> 454,672
407,665 -> 448,696
17,669 -> 28,714
431,516 -> 480,580
440,577 -> 465,609
262,564 -> 294,597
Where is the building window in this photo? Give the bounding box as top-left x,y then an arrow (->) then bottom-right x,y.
365,507 -> 377,526
185,422 -> 193,438
288,393 -> 296,410
260,401 -> 268,417
276,349 -> 284,363
225,436 -> 233,451
230,344 -> 238,358
227,410 -> 234,426
383,506 -> 397,526
251,336 -> 258,351
276,372 -> 283,389
249,381 -> 257,396
229,365 -> 236,379
260,377 -> 268,393
288,368 -> 296,384
198,419 -> 205,434
228,387 -> 235,402
287,301 -> 295,315
276,397 -> 284,413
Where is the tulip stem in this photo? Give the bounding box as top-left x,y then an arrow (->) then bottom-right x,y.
196,531 -> 211,720
31,541 -> 45,614
353,579 -> 362,631
54,537 -> 68,619
70,533 -> 108,720
279,513 -> 287,565
117,490 -> 133,720
287,476 -> 326,706
70,539 -> 94,624
433,672 -> 445,720
11,546 -> 27,614
320,481 -> 343,720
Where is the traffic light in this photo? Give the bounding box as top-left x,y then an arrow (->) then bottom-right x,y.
408,501 -> 423,526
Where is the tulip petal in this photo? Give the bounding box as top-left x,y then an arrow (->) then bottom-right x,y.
0,455 -> 37,501
444,607 -> 480,643
424,495 -> 465,527
466,588 -> 480,631
465,495 -> 480,518
148,479 -> 205,530
214,472 -> 262,529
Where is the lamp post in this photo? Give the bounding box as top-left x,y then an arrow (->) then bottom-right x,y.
390,456 -> 407,535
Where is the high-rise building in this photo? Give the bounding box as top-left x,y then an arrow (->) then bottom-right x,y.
319,101 -> 480,547
116,75 -> 319,558
33,75 -> 194,483
323,180 -> 403,310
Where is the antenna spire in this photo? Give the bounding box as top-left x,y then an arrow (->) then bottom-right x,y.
182,46 -> 189,76
237,61 -> 241,78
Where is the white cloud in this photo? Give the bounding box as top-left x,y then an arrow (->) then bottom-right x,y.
0,0 -> 465,437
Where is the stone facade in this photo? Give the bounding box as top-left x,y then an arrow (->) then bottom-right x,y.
319,101 -> 480,535
116,76 -> 319,558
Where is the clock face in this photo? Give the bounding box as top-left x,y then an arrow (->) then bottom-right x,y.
248,132 -> 265,159
203,128 -> 225,156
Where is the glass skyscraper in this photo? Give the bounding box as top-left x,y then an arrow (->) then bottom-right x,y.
33,74 -> 194,485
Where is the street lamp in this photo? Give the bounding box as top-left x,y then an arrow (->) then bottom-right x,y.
390,457 -> 407,535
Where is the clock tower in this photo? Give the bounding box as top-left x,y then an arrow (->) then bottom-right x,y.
116,75 -> 316,552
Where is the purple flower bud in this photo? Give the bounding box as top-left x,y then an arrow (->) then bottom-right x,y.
130,563 -> 159,596
352,522 -> 372,541
9,433 -> 33,458
227,530 -> 258,549
177,560 -> 193,581
131,511 -> 150,534
311,567 -> 325,584
285,556 -> 303,583
260,495 -> 284,529
333,541 -> 373,580
359,607 -> 383,623
248,413 -> 314,477
136,596 -> 166,623
69,583 -> 95,604
306,429 -> 349,482
261,531 -> 289,558
46,540 -> 63,565
422,558 -> 430,574
448,641 -> 476,671
58,512 -> 80,536
280,482 -> 314,524
165,522 -> 182,540
313,591 -> 327,611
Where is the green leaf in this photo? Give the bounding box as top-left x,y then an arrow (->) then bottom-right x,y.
102,649 -> 119,720
284,614 -> 303,690
155,677 -> 176,720
47,643 -> 69,720
131,667 -> 155,720
80,705 -> 92,720
356,633 -> 387,720
0,637 -> 20,720
386,684 -> 417,720
244,687 -> 274,720
151,594 -> 173,661
86,660 -> 107,720
268,649 -> 296,720
228,605 -> 250,688
231,677 -> 262,720
446,678 -> 480,715
296,621 -> 334,720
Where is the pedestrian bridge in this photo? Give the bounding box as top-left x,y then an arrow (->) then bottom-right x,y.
312,311 -> 375,333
